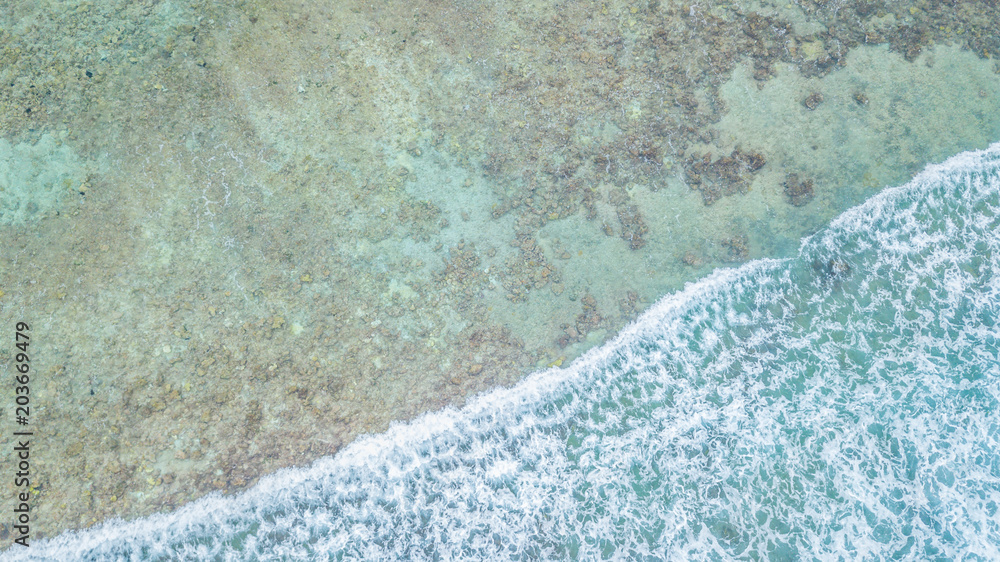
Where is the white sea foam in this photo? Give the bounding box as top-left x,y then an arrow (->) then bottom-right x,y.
4,142 -> 1000,561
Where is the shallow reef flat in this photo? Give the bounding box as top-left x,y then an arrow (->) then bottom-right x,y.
0,0 -> 998,546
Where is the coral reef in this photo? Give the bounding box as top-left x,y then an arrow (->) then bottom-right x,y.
803,92 -> 825,110
721,235 -> 750,262
784,173 -> 816,207
684,148 -> 767,205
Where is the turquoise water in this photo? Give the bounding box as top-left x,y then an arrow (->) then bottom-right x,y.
8,145 -> 1000,560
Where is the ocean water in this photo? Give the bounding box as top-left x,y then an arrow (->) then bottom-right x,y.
7,142 -> 999,560
7,0 -> 1000,547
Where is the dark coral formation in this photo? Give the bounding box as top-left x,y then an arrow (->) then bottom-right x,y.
616,205 -> 649,250
618,290 -> 640,322
784,173 -> 815,207
721,235 -> 750,262
803,92 -> 825,110
438,241 -> 487,302
684,148 -> 767,205
396,199 -> 442,242
501,235 -> 561,303
681,250 -> 705,267
557,293 -> 604,348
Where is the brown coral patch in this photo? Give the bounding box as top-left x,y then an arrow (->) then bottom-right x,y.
783,173 -> 815,206
684,148 -> 767,205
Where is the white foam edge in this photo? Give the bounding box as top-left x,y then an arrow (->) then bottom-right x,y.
803,140 -> 1000,253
